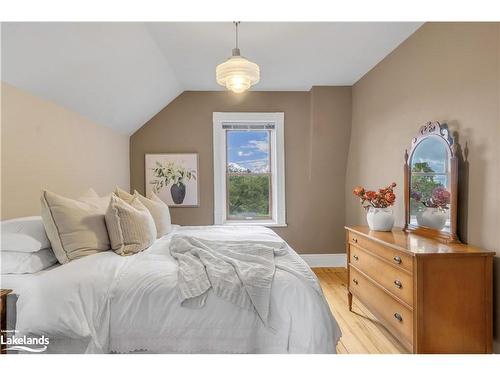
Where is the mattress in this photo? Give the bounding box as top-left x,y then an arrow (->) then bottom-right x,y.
3,225 -> 341,354
2,267 -> 90,354
1,266 -> 58,329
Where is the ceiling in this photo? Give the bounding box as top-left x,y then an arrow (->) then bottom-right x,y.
1,22 -> 422,134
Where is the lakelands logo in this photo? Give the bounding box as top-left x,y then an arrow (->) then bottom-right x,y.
1,332 -> 49,353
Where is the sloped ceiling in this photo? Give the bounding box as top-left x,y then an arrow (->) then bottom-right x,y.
1,22 -> 422,134
1,23 -> 182,135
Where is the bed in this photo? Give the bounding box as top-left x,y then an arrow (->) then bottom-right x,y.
2,225 -> 341,354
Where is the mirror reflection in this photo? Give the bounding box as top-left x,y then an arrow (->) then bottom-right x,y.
409,136 -> 451,232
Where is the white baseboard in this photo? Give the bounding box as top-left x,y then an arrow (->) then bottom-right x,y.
300,253 -> 347,268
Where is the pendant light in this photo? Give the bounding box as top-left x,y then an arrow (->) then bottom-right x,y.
216,21 -> 260,93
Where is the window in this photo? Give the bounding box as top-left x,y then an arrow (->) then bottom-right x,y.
213,112 -> 286,226
226,129 -> 272,220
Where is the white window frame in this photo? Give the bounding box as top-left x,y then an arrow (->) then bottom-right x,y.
213,112 -> 286,227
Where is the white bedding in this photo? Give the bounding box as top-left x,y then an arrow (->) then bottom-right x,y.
8,225 -> 341,354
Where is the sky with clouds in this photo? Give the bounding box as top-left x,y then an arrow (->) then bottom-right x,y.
227,130 -> 270,173
411,136 -> 448,173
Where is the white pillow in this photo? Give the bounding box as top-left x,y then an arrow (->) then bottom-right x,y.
1,249 -> 57,274
1,216 -> 51,252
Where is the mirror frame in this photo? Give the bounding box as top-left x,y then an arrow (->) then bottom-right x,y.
403,121 -> 460,243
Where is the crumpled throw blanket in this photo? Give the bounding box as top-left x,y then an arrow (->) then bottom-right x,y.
170,232 -> 320,326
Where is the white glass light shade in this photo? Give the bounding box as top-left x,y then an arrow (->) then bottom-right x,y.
216,56 -> 260,93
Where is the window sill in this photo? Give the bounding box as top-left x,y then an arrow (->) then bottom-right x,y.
221,221 -> 288,228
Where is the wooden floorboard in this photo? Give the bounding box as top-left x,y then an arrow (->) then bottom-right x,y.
313,267 -> 408,354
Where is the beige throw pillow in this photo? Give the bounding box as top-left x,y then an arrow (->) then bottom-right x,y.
115,186 -> 134,203
134,191 -> 172,238
79,188 -> 100,199
105,195 -> 157,256
41,190 -> 111,264
79,188 -> 112,211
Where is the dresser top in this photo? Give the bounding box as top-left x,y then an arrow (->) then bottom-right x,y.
345,226 -> 496,256
0,289 -> 12,298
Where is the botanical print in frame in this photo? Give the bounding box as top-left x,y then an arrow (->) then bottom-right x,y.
145,153 -> 199,207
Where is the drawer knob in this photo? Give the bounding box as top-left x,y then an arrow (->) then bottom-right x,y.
352,237 -> 358,243
394,280 -> 402,289
394,312 -> 403,322
352,278 -> 358,285
393,256 -> 402,264
353,255 -> 359,261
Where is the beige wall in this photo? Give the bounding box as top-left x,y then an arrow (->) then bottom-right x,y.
130,87 -> 352,254
346,22 -> 500,352
1,83 -> 130,219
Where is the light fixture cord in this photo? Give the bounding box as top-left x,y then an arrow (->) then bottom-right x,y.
234,21 -> 240,49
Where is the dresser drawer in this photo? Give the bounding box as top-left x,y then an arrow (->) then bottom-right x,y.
349,266 -> 413,349
348,231 -> 413,273
349,245 -> 413,307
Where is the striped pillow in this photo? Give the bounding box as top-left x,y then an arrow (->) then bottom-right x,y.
105,194 -> 157,256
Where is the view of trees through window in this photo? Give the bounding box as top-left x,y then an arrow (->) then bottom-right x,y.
226,130 -> 271,219
410,161 -> 447,216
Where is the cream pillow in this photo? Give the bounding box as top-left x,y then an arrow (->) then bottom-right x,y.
79,188 -> 100,199
41,190 -> 111,264
105,195 -> 157,256
79,188 -> 112,211
115,186 -> 134,203
134,191 -> 172,238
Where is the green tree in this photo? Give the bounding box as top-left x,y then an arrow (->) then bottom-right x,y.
228,175 -> 269,217
410,162 -> 443,215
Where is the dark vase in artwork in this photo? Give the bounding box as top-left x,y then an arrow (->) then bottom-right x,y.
170,182 -> 186,204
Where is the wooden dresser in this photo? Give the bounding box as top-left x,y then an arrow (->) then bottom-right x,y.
345,226 -> 494,353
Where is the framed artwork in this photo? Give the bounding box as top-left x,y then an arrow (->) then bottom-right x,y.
145,153 -> 199,207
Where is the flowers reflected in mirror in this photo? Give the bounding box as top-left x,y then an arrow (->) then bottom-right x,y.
411,186 -> 450,210
411,187 -> 450,230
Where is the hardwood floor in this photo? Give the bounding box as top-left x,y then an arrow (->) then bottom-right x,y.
313,267 -> 408,354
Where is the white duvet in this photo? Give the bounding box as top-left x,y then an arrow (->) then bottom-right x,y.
13,226 -> 341,354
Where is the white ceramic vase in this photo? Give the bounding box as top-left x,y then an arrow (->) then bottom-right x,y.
366,207 -> 395,232
416,207 -> 447,230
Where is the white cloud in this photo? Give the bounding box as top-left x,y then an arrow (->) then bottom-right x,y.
238,151 -> 253,157
241,140 -> 269,153
237,158 -> 270,173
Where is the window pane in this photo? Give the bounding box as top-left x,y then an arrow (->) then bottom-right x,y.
227,130 -> 270,173
226,130 -> 272,220
228,175 -> 270,218
410,136 -> 448,174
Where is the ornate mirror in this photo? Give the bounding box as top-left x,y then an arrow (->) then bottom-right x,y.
404,121 -> 459,242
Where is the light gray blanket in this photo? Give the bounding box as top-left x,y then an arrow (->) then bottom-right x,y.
170,233 -> 320,326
